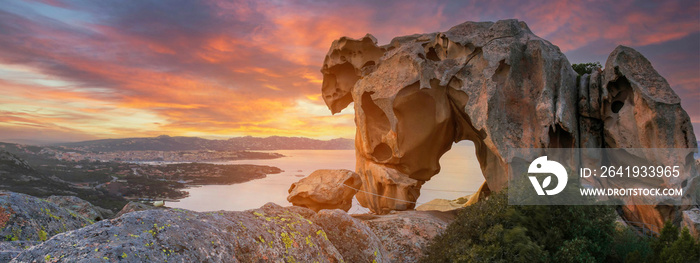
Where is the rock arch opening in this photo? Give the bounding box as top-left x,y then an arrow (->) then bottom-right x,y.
416,140 -> 486,207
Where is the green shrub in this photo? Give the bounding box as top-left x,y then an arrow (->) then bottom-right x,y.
515,204 -> 615,261
552,237 -> 596,263
420,189 -> 700,262
607,226 -> 652,262
572,62 -> 602,76
420,190 -> 616,262
657,227 -> 700,263
454,224 -> 545,262
652,220 -> 680,259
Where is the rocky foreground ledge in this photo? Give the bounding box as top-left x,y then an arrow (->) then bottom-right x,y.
1,191 -> 454,262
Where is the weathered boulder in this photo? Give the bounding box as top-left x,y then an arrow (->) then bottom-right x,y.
310,209 -> 389,262
416,193 -> 480,212
415,198 -> 463,212
414,181 -> 491,211
319,19 -> 698,228
0,192 -> 93,242
354,210 -> 456,262
287,169 -> 361,212
682,208 -> 700,240
599,46 -> 694,150
13,203 -> 344,262
0,192 -> 93,261
115,201 -> 158,218
579,46 -> 699,228
47,195 -> 114,221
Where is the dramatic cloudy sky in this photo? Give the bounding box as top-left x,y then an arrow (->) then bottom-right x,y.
0,0 -> 698,143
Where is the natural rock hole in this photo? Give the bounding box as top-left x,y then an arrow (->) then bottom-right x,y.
611,101 -> 624,113
548,124 -> 575,148
426,47 -> 440,61
606,76 -> 632,115
372,143 -> 392,162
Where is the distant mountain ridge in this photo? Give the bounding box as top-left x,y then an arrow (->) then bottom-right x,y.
56,135 -> 354,152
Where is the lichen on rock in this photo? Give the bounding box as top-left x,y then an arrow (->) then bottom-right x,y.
0,192 -> 93,260
46,195 -> 114,222
11,199 -> 455,262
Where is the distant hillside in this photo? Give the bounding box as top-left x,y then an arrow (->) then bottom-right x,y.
0,150 -> 51,187
0,150 -> 126,210
56,135 -> 354,152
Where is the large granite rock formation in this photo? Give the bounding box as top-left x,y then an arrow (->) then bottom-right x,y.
287,169 -> 361,212
320,19 -> 698,227
581,46 -> 699,229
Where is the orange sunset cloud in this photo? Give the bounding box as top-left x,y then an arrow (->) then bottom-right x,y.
0,0 -> 697,144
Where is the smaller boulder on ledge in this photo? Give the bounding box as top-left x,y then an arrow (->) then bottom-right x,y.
416,196 -> 468,212
287,169 -> 361,212
114,201 -> 157,218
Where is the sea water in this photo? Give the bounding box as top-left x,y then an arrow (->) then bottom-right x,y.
169,141 -> 484,213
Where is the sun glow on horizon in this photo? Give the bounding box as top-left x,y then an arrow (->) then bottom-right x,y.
0,0 -> 697,143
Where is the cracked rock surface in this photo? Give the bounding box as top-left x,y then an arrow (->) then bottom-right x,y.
11,196 -> 451,262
